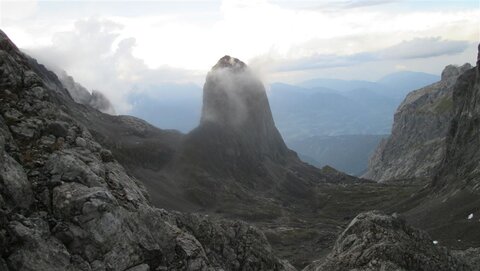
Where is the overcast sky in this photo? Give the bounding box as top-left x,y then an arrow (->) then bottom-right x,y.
0,0 -> 478,113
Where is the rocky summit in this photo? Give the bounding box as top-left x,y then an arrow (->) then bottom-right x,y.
364,63 -> 472,182
171,55 -> 358,212
304,211 -> 472,271
200,55 -> 289,161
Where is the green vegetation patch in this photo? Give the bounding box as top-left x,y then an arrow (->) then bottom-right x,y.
435,96 -> 453,113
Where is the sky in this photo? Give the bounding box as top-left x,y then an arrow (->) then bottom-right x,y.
0,0 -> 479,113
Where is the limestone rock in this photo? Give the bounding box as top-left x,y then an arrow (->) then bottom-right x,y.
364,63 -> 473,182
0,151 -> 33,210
304,211 -> 472,271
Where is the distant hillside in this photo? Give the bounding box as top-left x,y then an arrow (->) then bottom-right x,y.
299,78 -> 383,92
377,71 -> 441,100
269,72 -> 438,141
300,71 -> 439,95
128,83 -> 202,133
268,83 -> 396,140
288,134 -> 388,175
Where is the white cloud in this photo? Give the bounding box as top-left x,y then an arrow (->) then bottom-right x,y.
102,0 -> 479,71
379,37 -> 470,59
25,17 -> 200,113
0,0 -> 37,21
273,37 -> 471,72
1,0 -> 478,109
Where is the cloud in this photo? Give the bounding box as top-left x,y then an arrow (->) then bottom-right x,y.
378,37 -> 470,59
274,37 -> 471,72
25,17 -> 200,113
0,0 -> 38,21
4,0 -> 477,101
343,0 -> 402,9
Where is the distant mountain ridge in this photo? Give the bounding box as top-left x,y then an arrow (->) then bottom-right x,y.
126,71 -> 440,136
288,134 -> 388,175
269,71 -> 439,140
128,83 -> 202,133
119,69 -> 441,176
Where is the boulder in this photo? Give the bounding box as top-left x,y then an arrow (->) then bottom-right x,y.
304,211 -> 471,271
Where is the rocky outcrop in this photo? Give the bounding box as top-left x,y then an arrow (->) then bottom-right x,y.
173,56 -> 359,211
199,55 -> 289,161
400,49 -> 480,253
304,211 -> 472,271
434,60 -> 480,190
364,63 -> 472,182
0,29 -> 295,270
57,70 -> 116,115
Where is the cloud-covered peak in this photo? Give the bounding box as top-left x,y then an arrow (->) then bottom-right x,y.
212,55 -> 247,72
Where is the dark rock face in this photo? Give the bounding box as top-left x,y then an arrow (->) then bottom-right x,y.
400,50 -> 480,252
364,63 -> 472,182
174,56 -> 358,210
435,62 -> 480,190
200,55 -> 289,162
0,30 -> 295,271
304,211 -> 472,271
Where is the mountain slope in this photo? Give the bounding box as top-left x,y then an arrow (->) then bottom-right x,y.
403,55 -> 480,250
170,56 -> 359,213
0,29 -> 295,271
364,63 -> 472,182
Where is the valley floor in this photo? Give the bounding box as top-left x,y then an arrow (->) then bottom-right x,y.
208,179 -> 428,268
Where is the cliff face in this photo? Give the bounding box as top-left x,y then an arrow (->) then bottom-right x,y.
0,30 -> 295,271
199,56 -> 289,162
403,50 -> 480,250
436,60 -> 480,190
363,63 -> 472,182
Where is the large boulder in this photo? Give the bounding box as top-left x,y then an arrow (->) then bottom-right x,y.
304,211 -> 472,271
